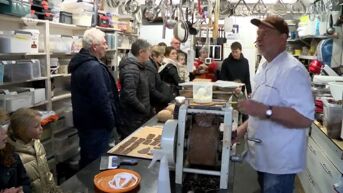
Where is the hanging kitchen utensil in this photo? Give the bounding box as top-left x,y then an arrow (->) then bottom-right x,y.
118,0 -> 128,14
134,7 -> 143,24
174,20 -> 189,43
106,0 -> 112,7
111,0 -> 121,7
212,0 -> 219,41
143,0 -> 162,22
165,5 -> 177,29
327,14 -> 335,35
318,0 -> 327,22
252,0 -> 267,16
291,0 -> 305,14
232,0 -> 251,16
220,0 -> 234,16
272,0 -> 288,16
125,0 -> 140,14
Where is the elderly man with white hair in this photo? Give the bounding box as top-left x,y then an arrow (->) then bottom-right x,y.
69,28 -> 121,169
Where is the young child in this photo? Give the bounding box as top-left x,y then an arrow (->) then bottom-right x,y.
7,108 -> 62,193
177,52 -> 190,82
0,109 -> 31,193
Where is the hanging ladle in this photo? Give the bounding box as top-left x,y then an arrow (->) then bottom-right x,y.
327,14 -> 335,35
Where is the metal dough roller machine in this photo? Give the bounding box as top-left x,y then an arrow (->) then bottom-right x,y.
160,101 -> 234,190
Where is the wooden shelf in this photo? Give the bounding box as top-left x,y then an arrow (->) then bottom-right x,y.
51,74 -> 71,78
30,100 -> 49,108
50,52 -> 76,56
0,52 -> 47,57
49,22 -> 88,30
96,26 -> 118,32
288,35 -> 331,42
0,14 -> 46,25
0,77 -> 48,86
117,47 -> 130,50
51,93 -> 71,102
117,32 -> 139,37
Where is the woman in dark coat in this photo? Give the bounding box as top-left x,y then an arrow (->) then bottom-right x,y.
159,46 -> 184,96
146,45 -> 173,113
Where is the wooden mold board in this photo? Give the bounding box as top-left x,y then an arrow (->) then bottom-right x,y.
108,126 -> 162,159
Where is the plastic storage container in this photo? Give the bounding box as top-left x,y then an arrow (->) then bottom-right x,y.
3,59 -> 41,82
193,83 -> 213,103
0,31 -> 32,53
72,12 -> 92,26
49,35 -> 65,53
32,88 -> 46,104
0,90 -> 32,112
54,128 -> 78,150
21,29 -> 40,53
61,36 -> 73,53
322,97 -> 343,139
54,128 -> 79,162
0,0 -> 30,17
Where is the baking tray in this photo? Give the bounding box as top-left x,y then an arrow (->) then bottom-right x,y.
108,126 -> 162,159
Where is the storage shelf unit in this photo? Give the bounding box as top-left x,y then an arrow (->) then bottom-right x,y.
0,14 -> 139,167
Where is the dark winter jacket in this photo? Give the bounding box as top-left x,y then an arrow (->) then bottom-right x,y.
69,48 -> 120,131
0,153 -> 31,193
220,53 -> 252,94
145,58 -> 173,107
118,53 -> 151,137
159,58 -> 183,96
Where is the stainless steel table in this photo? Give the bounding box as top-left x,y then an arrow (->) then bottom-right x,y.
60,116 -> 162,193
60,155 -> 159,193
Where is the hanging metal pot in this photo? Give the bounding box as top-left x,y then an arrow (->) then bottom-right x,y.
173,20 -> 189,43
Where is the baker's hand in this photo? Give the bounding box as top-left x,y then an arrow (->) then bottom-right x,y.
237,99 -> 267,118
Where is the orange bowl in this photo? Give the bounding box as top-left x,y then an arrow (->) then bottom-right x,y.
94,169 -> 141,193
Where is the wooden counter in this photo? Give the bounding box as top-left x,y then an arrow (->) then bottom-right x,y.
313,121 -> 343,151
